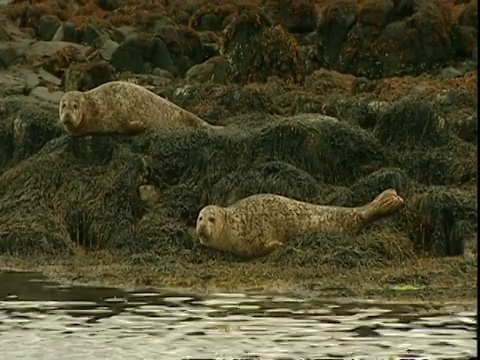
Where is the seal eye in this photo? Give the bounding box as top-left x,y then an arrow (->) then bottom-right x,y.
72,103 -> 78,110
208,216 -> 215,223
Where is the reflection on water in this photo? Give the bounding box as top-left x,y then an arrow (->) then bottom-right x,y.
0,270 -> 476,359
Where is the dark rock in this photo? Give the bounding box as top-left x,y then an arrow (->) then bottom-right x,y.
110,35 -> 151,74
439,66 -> 464,79
0,46 -> 23,68
186,56 -> 227,85
351,77 -> 378,95
110,35 -> 178,75
316,0 -> 356,65
29,86 -> 64,104
222,8 -> 305,84
95,0 -> 120,11
37,15 -> 62,41
151,68 -> 175,80
316,0 -> 457,79
51,21 -> 77,43
458,1 -> 478,28
62,61 -> 117,92
98,39 -> 120,62
111,26 -> 137,43
452,2 -> 478,58
264,0 -> 318,33
19,5 -> 46,31
203,43 -> 220,59
155,24 -> 205,66
358,0 -> 394,27
149,37 -> 177,76
80,23 -> 103,46
195,13 -> 223,32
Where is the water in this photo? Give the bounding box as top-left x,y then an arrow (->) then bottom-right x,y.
0,271 -> 476,359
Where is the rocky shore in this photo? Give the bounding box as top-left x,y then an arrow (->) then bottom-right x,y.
0,0 -> 477,301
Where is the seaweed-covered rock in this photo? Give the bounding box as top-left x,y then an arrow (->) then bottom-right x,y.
222,7 -> 305,84
316,0 -> 462,78
62,61 -> 117,92
0,96 -> 62,171
402,188 -> 477,257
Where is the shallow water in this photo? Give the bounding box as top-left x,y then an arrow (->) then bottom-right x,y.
0,271 -> 476,359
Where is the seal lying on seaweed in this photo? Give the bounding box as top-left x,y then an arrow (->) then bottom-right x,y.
58,81 -> 222,136
195,189 -> 404,258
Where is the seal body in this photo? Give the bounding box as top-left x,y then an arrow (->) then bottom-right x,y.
195,189 -> 404,258
58,81 -> 221,136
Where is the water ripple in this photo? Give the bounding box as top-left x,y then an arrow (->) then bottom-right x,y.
0,270 -> 476,359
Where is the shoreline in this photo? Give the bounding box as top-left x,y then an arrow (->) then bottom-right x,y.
0,250 -> 476,305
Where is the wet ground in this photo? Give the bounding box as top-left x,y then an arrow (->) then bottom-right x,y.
0,270 -> 476,359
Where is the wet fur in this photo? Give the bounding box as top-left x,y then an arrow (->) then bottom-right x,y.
58,81 -> 222,136
195,189 -> 404,258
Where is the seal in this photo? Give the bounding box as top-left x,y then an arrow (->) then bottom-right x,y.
195,189 -> 404,258
58,81 -> 222,136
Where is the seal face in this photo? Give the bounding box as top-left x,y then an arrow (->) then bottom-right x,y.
59,91 -> 85,133
196,205 -> 225,247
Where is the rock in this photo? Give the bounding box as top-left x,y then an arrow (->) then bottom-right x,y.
0,73 -> 28,97
29,86 -> 64,104
80,23 -> 103,45
110,35 -> 151,74
62,61 -> 117,92
0,96 -> 62,168
186,56 -> 227,85
358,0 -> 394,27
111,26 -> 137,43
316,0 -> 356,65
222,8 -> 305,84
452,2 -> 477,60
151,68 -> 175,80
439,66 -> 464,79
31,43 -> 88,78
36,68 -> 62,86
451,113 -> 477,143
194,12 -> 223,32
138,185 -> 161,208
19,5 -> 46,33
316,0 -> 458,78
98,39 -> 119,62
0,45 -> 23,68
264,0 -> 318,33
52,22 -> 77,43
28,41 -> 88,58
351,77 -> 378,95
149,37 -> 177,76
95,0 -> 120,11
37,15 -> 62,41
110,34 -> 178,75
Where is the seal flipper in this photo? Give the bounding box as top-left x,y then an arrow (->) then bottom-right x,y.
123,120 -> 147,135
264,240 -> 283,254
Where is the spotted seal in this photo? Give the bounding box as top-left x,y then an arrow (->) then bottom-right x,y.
58,81 -> 222,136
195,189 -> 404,258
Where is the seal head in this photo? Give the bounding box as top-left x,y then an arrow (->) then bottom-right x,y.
59,91 -> 86,132
195,205 -> 226,247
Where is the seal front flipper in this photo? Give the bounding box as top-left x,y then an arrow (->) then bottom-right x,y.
123,120 -> 147,135
264,240 -> 283,255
